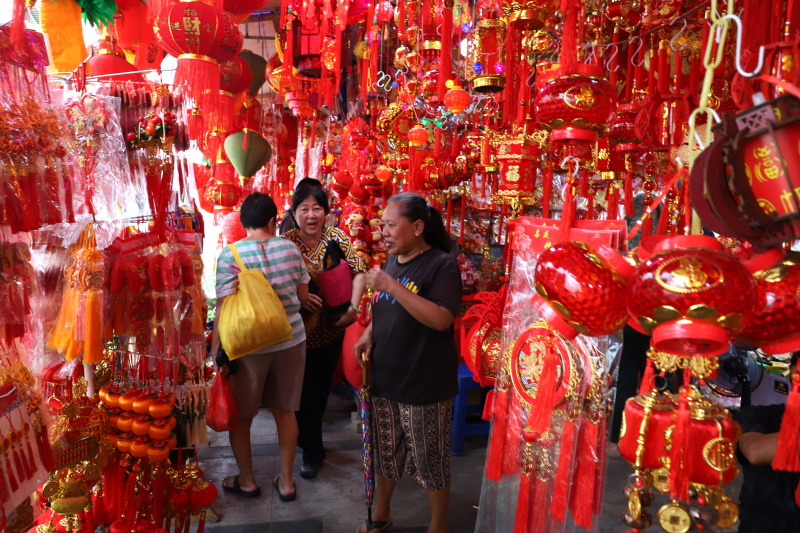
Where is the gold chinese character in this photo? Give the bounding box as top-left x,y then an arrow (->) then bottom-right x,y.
183,16 -> 201,35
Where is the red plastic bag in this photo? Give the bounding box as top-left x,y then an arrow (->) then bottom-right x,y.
207,372 -> 238,432
342,320 -> 368,388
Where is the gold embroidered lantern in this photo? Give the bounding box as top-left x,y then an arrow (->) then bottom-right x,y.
465,19 -> 507,93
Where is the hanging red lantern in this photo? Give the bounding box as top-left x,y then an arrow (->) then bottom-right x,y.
375,165 -> 393,183
534,241 -> 632,337
109,3 -> 152,51
88,37 -> 145,82
465,19 -> 507,93
626,235 -> 756,356
619,391 -> 674,472
289,14 -> 335,79
443,83 -> 471,114
222,211 -> 247,243
220,55 -> 253,95
154,2 -> 243,108
738,247 -> 800,354
408,124 -> 429,148
534,64 -> 618,144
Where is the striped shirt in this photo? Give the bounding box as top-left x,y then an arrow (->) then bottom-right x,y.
215,238 -> 310,353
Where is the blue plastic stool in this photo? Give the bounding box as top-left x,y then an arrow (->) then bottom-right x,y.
451,364 -> 491,456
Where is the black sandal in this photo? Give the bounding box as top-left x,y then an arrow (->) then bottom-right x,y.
273,476 -> 297,501
222,475 -> 261,498
364,519 -> 392,532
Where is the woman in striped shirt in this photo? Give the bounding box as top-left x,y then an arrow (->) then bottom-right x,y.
211,192 -> 309,501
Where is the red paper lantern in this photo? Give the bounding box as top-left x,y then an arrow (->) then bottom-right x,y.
109,3 -> 152,50
465,19 -> 507,93
205,179 -> 243,209
534,241 -> 631,337
223,0 -> 269,20
222,211 -> 247,243
408,124 -> 428,148
375,165 -> 393,183
290,15 -> 335,79
493,132 -> 539,199
376,1 -> 394,23
738,247 -> 800,354
534,64 -> 618,144
220,55 -> 253,95
443,84 -> 470,114
626,235 -> 756,356
683,393 -> 740,487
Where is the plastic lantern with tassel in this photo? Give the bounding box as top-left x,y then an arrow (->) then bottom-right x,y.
464,286 -> 507,421
186,465 -> 217,533
109,2 -> 151,51
533,241 -> 633,338
626,235 -> 756,356
224,131 -> 272,187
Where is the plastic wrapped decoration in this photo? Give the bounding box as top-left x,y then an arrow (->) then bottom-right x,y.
0,238 -> 33,342
62,92 -> 134,220
475,223 -> 621,533
47,224 -> 110,364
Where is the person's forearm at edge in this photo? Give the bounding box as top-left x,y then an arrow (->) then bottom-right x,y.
210,295 -> 226,360
385,281 -> 453,331
352,273 -> 368,309
298,283 -> 310,306
739,431 -> 780,466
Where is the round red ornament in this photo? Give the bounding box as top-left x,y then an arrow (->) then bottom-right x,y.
408,124 -> 429,148
443,85 -> 471,114
738,248 -> 800,354
618,391 -> 674,471
534,64 -> 618,143
534,241 -> 630,337
626,235 -> 756,356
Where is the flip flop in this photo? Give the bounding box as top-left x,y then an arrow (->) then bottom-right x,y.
222,475 -> 261,498
273,476 -> 296,502
364,519 -> 392,532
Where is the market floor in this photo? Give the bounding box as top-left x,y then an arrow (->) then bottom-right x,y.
196,388 -> 742,533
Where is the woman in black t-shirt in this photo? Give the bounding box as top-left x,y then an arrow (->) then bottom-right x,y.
354,193 -> 462,533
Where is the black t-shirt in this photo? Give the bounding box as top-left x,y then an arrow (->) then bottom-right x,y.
735,403 -> 800,533
370,248 -> 462,405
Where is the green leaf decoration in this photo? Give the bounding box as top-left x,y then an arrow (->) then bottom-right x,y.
76,0 -> 118,29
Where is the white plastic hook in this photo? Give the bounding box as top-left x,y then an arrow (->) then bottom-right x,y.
669,18 -> 689,52
561,155 -> 580,179
717,13 -> 766,78
630,36 -> 646,68
604,42 -> 620,72
526,69 -> 536,87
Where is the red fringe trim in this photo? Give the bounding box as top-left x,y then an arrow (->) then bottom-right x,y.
482,388 -> 495,422
549,417 -> 576,522
529,477 -> 548,533
668,386 -> 693,501
512,470 -> 532,533
542,159 -> 553,219
624,169 -> 634,216
571,420 -> 599,529
485,388 -> 508,481
557,177 -> 576,242
773,370 -> 800,471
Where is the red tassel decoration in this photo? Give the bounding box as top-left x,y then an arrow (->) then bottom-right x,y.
504,397 -> 527,477
526,336 -> 558,436
397,0 -> 406,40
668,383 -> 693,502
24,433 -> 36,476
542,159 -> 553,218
513,440 -> 535,533
773,370 -> 800,471
438,4 -> 453,101
640,356 -> 656,394
35,426 -> 54,472
579,168 -> 589,197
503,29 -> 517,127
624,176 -> 635,219
445,193 -> 452,235
641,198 -> 654,238
482,389 -> 495,422
459,191 -> 466,245
529,477 -> 548,533
283,15 -> 295,91
485,382 -> 509,481
607,182 -> 619,220
570,418 -> 600,529
4,453 -> 17,492
549,415 -> 577,522
557,176 -> 577,243
592,413 -> 609,518
559,0 -> 580,75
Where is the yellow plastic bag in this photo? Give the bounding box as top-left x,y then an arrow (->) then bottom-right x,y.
219,243 -> 292,360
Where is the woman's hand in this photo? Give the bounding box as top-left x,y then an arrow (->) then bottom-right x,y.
367,267 -> 398,295
302,293 -> 323,312
353,324 -> 373,367
334,306 -> 357,327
